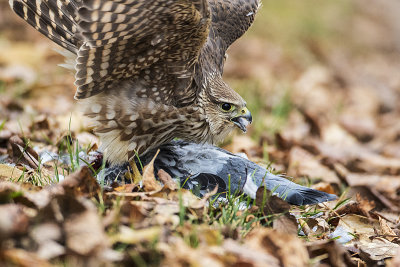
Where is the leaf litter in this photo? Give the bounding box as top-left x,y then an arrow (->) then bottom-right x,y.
1,0 -> 400,266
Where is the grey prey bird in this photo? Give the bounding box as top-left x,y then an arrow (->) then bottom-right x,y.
103,140 -> 337,205
9,0 -> 257,164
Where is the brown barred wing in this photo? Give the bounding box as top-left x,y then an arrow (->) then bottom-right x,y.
9,0 -> 81,53
199,0 -> 261,74
74,0 -> 210,99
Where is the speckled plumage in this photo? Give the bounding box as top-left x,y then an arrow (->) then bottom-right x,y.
10,0 -> 260,164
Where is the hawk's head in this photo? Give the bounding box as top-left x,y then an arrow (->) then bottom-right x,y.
202,74 -> 252,144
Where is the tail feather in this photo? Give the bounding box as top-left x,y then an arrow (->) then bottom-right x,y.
9,0 -> 79,53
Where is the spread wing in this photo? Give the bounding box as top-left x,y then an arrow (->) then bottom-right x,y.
198,0 -> 261,75
10,0 -> 210,100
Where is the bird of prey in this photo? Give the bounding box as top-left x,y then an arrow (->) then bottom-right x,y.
10,0 -> 258,164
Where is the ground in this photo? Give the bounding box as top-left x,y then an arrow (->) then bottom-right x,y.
0,0 -> 399,266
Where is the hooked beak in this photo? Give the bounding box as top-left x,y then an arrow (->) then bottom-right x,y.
231,107 -> 252,133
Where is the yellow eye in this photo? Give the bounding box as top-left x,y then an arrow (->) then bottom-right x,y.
220,103 -> 233,112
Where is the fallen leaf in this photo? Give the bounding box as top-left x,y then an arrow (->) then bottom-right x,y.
387,248 -> 400,267
334,199 -> 375,220
142,150 -> 162,192
255,186 -> 291,214
111,225 -> 160,245
246,228 -> 309,267
288,146 -> 341,185
346,173 -> 400,195
158,169 -> 177,191
348,186 -> 399,212
64,203 -> 108,256
312,182 -> 336,195
30,223 -> 64,259
61,166 -> 100,198
339,214 -> 378,242
307,240 -> 357,267
0,204 -> 30,240
9,135 -> 39,169
0,164 -> 27,182
359,238 -> 399,263
222,239 -> 280,267
273,214 -> 298,235
0,249 -> 51,267
378,217 -> 397,242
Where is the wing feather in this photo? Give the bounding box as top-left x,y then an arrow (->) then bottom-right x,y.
10,0 -> 79,52
198,0 -> 261,74
74,0 -> 210,99
10,0 -> 210,100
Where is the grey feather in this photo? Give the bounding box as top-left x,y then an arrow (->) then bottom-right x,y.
104,140 -> 337,206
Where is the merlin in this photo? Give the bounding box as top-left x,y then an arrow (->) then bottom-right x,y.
10,0 -> 259,164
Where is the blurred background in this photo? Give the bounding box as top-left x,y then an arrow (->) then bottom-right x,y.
1,0 -> 400,191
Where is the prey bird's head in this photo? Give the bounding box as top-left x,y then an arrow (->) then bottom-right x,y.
201,74 -> 252,143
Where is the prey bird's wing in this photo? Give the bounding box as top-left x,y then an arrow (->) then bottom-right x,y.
198,0 -> 261,75
147,141 -> 337,206
10,0 -> 210,101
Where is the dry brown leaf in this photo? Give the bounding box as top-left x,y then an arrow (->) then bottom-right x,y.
113,183 -> 138,193
0,164 -> 28,182
106,190 -> 161,200
60,166 -> 100,198
0,249 -> 52,267
328,213 -> 400,263
378,217 -> 397,242
387,248 -> 400,267
158,169 -> 177,191
157,189 -> 200,208
254,186 -> 298,234
355,153 -> 400,175
307,240 -> 357,267
0,204 -> 30,240
0,181 -> 40,208
224,135 -> 258,158
339,214 -> 378,241
348,186 -> 399,212
293,66 -> 339,116
357,194 -> 376,214
9,135 -> 39,169
334,199 -> 375,220
312,182 -> 336,194
321,123 -> 359,147
188,185 -> 219,210
142,150 -> 163,192
288,146 -> 341,185
359,238 -> 399,263
305,218 -> 330,237
346,173 -> 400,195
222,239 -> 280,267
159,236 -> 223,267
127,158 -> 142,184
340,114 -> 376,142
30,222 -> 64,259
255,186 -> 290,214
111,225 -> 160,245
64,205 -> 108,256
279,110 -> 314,144
31,114 -> 50,131
273,214 -> 298,235
245,228 -> 309,267
153,202 -> 180,227
120,201 -> 154,225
